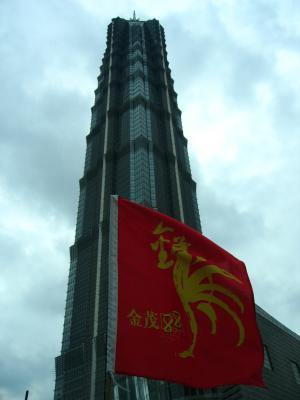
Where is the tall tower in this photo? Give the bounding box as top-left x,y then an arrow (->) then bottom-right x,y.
54,16 -> 300,400
54,16 -> 201,400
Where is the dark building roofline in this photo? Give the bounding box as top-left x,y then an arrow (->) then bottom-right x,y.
256,304 -> 300,340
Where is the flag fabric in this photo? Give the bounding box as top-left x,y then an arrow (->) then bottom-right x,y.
107,196 -> 264,389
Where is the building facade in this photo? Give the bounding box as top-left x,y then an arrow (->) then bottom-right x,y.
54,16 -> 300,400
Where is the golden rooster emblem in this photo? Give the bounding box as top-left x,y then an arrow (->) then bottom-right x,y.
151,222 -> 245,358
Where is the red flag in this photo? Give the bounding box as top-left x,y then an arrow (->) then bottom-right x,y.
107,196 -> 264,388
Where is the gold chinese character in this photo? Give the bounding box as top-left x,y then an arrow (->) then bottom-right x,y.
144,311 -> 159,329
127,309 -> 142,327
160,313 -> 174,333
171,311 -> 182,331
151,222 -> 174,269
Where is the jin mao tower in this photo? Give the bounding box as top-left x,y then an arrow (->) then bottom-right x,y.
54,16 -> 201,400
54,15 -> 300,400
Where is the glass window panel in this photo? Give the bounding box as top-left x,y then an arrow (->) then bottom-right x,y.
291,361 -> 300,384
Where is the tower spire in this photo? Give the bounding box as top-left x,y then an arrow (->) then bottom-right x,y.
133,10 -> 136,20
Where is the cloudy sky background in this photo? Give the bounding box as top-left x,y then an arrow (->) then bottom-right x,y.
1,0 -> 300,398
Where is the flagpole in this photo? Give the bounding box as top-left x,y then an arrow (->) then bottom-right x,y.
106,195 -> 119,400
106,372 -> 113,400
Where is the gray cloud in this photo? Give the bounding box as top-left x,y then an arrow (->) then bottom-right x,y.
1,0 -> 300,398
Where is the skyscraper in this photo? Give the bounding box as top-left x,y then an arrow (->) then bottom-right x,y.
54,16 -> 300,400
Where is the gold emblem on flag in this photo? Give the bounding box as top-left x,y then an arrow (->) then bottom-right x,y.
151,222 -> 245,359
127,309 -> 183,334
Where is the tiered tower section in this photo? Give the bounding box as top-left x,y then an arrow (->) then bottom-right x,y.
54,17 -> 201,400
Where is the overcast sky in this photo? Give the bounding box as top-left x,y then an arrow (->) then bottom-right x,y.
1,0 -> 300,399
